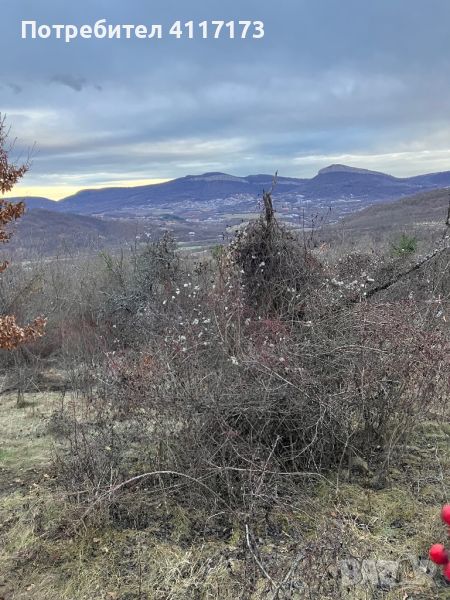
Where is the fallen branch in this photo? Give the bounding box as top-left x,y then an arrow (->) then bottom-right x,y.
74,469 -> 233,531
365,236 -> 450,299
245,523 -> 277,590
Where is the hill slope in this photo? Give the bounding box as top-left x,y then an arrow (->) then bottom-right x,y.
6,209 -> 143,256
338,188 -> 450,232
326,188 -> 450,249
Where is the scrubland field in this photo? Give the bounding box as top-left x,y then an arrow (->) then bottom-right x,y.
1,191 -> 450,599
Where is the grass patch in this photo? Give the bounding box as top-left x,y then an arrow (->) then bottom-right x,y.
0,386 -> 448,598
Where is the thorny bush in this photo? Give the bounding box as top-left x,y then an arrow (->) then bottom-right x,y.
53,201 -> 450,529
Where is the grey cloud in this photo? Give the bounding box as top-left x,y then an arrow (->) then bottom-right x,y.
2,0 -> 450,189
7,83 -> 22,94
50,74 -> 87,92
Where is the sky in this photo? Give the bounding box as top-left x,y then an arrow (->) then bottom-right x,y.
2,0 -> 450,199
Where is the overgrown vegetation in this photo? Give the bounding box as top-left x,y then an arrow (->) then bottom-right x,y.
391,233 -> 418,256
0,176 -> 449,598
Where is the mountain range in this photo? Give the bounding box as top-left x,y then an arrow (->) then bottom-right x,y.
11,164 -> 450,218
5,164 -> 450,255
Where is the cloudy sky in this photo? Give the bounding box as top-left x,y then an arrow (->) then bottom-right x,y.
2,0 -> 450,198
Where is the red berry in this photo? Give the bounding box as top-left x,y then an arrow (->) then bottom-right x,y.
429,544 -> 449,565
443,562 -> 450,581
442,505 -> 450,526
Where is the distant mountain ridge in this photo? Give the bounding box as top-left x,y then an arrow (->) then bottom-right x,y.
317,164 -> 391,177
6,173 -> 450,256
8,164 -> 450,218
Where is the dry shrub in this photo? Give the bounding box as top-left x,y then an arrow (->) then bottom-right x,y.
52,197 -> 449,537
0,116 -> 46,350
229,195 -> 323,319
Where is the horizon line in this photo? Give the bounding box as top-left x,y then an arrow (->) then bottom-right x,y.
4,160 -> 450,201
